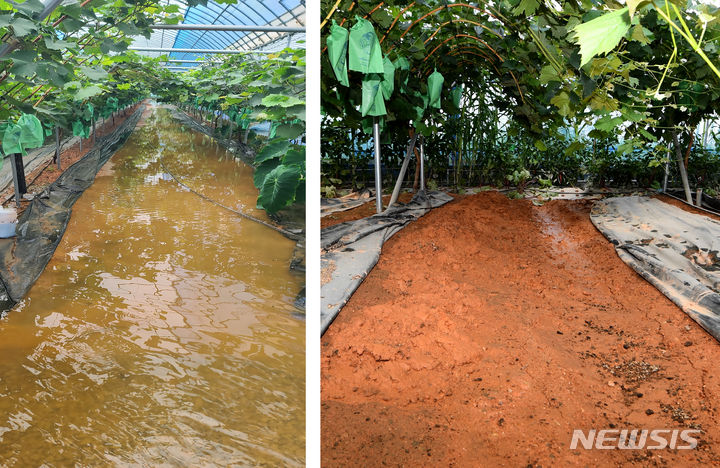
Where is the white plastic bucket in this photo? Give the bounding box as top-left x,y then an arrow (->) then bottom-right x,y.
0,208 -> 17,238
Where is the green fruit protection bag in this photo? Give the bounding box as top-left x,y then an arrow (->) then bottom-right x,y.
428,69 -> 444,109
412,89 -> 428,124
17,114 -> 44,150
451,86 -> 462,108
380,56 -> 395,100
72,120 -> 90,139
2,124 -> 23,156
361,73 -> 386,117
102,96 -> 119,118
361,116 -> 384,135
327,20 -> 349,86
348,16 -> 383,74
1,114 -> 44,156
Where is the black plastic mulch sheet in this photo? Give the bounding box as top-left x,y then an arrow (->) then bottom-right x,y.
321,190 -> 454,334
0,105 -> 145,313
591,196 -> 720,341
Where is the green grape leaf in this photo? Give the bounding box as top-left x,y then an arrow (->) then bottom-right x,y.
74,85 -> 103,101
261,94 -> 304,108
79,66 -> 109,81
572,7 -> 631,67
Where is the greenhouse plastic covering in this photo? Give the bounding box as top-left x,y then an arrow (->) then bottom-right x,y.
591,196 -> 720,342
320,191 -> 454,335
130,0 -> 305,66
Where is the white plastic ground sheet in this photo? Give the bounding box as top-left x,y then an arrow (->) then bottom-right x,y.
591,196 -> 720,341
321,189 -> 375,217
321,190 -> 454,335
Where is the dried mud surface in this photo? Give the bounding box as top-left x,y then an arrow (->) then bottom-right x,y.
321,191 -> 720,467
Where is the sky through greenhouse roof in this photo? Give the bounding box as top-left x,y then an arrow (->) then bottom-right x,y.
129,0 -> 305,67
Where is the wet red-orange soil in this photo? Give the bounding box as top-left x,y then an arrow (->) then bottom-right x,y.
322,191 -> 720,467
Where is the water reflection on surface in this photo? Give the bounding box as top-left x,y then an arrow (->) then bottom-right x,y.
0,106 -> 305,466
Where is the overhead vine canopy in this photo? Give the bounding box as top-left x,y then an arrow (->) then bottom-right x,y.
0,0 -> 181,127
0,0 -> 306,128
0,0 -> 306,213
321,0 -> 720,154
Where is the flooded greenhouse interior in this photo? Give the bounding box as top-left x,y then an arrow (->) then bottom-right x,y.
0,0 -> 306,464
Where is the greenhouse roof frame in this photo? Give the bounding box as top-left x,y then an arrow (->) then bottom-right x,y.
130,0 -> 305,65
149,24 -> 305,33
129,47 -> 279,54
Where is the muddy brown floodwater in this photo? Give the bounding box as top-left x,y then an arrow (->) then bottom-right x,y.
322,191 -> 720,467
0,106 -> 305,466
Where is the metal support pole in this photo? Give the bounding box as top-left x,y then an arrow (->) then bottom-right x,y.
419,136 -> 426,192
662,149 -> 670,192
373,118 -> 383,214
388,134 -> 418,209
55,127 -> 61,170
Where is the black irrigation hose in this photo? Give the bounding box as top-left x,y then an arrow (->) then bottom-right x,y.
158,157 -> 300,241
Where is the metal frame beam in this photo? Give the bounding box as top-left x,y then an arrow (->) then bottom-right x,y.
151,23 -> 304,32
129,47 -> 280,54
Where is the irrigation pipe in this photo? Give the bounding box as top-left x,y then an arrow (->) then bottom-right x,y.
158,157 -> 300,241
